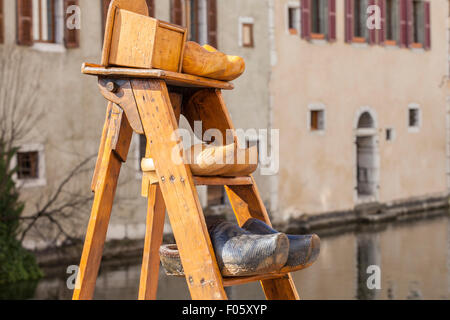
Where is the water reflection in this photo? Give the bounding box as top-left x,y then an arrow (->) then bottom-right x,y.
2,215 -> 449,300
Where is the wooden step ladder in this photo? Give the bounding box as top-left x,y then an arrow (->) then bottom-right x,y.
72,0 -> 299,300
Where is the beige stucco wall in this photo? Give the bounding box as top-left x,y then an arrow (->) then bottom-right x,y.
271,0 -> 449,220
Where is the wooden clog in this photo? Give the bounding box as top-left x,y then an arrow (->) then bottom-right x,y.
182,41 -> 246,81
242,218 -> 320,273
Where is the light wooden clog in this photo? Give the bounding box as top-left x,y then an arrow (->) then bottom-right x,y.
182,41 -> 246,81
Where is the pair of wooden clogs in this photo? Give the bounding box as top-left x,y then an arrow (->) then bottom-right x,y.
160,219 -> 320,278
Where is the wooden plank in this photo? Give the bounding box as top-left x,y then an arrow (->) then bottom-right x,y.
141,92 -> 183,198
109,11 -> 186,71
131,79 -> 227,300
186,89 -> 300,300
138,184 -> 166,300
82,63 -> 234,90
223,274 -> 290,287
73,103 -> 133,300
98,78 -> 144,135
152,20 -> 185,71
194,176 -> 253,186
91,102 -> 113,192
101,0 -> 149,66
183,89 -> 237,144
109,9 -> 158,69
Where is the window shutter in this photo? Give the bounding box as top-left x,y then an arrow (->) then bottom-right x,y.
399,0 -> 407,47
0,0 -> 4,43
301,0 -> 311,39
146,0 -> 155,17
64,0 -> 80,48
207,0 -> 217,48
344,0 -> 353,43
424,1 -> 430,50
328,0 -> 336,41
368,0 -> 376,44
406,0 -> 413,47
378,0 -> 386,44
171,0 -> 183,26
17,0 -> 33,46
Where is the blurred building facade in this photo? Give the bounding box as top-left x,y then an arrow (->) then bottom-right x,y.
0,0 -> 448,249
271,0 -> 448,221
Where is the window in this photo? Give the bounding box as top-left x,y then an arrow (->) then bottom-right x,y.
408,106 -> 421,129
309,107 -> 325,132
17,152 -> 39,179
188,0 -> 217,48
239,17 -> 254,48
0,0 -> 4,43
397,0 -> 430,49
301,0 -> 336,41
287,4 -> 300,35
17,0 -> 79,48
171,0 -> 183,26
245,137 -> 260,164
412,0 -> 424,48
353,0 -> 368,41
13,144 -> 46,188
241,23 -> 254,47
358,112 -> 375,128
207,186 -> 225,206
311,0 -> 328,38
385,128 -> 395,141
385,0 -> 399,44
139,134 -> 147,170
33,0 -> 56,43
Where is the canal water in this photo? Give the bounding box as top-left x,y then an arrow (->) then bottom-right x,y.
2,214 -> 449,300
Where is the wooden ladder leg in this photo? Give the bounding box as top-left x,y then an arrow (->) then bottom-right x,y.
138,184 -> 166,300
138,92 -> 181,300
73,103 -> 133,300
226,182 -> 300,300
131,79 -> 228,300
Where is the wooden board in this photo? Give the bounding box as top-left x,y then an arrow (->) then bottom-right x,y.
101,0 -> 150,67
138,184 -> 166,300
131,79 -> 227,300
109,10 -> 186,71
82,63 -> 234,90
73,104 -> 133,300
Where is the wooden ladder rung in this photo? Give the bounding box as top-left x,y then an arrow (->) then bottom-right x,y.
223,273 -> 290,287
193,176 -> 253,186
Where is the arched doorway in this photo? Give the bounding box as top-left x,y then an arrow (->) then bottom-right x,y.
355,111 -> 379,200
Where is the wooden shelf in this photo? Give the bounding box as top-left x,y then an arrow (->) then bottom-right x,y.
82,63 -> 234,90
193,176 -> 253,186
